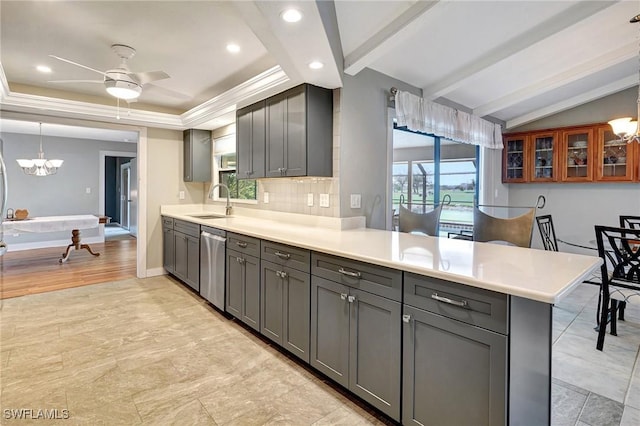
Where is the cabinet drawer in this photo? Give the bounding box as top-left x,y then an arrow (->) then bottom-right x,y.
227,232 -> 260,257
311,252 -> 402,302
174,219 -> 200,238
404,273 -> 508,335
261,240 -> 310,272
162,216 -> 174,229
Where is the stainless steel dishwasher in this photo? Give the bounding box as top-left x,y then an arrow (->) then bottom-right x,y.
200,226 -> 226,311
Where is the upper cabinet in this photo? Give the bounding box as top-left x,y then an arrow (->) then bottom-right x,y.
502,123 -> 639,184
236,101 -> 266,179
237,83 -> 333,179
183,129 -> 212,182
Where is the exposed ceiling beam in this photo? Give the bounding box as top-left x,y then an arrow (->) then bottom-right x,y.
473,41 -> 637,117
422,1 -> 618,100
343,1 -> 440,76
505,74 -> 637,129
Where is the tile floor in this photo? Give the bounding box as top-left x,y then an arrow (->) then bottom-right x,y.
1,276 -> 639,425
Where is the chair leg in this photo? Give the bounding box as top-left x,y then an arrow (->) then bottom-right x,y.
610,299 -> 618,336
596,292 -> 610,351
618,300 -> 626,321
595,292 -> 602,328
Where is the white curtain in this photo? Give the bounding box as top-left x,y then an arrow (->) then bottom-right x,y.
395,90 -> 503,149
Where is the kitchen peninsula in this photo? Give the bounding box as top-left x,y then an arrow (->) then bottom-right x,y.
161,204 -> 602,425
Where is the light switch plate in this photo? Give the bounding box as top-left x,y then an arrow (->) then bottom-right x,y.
350,194 -> 361,209
179,191 -> 185,200
319,193 -> 330,208
85,187 -> 91,194
263,192 -> 269,204
307,193 -> 314,207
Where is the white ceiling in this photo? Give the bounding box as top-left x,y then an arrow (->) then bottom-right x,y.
1,0 -> 638,138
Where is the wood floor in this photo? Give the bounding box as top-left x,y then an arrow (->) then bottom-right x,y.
0,239 -> 137,299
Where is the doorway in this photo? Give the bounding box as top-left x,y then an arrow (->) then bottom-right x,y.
121,162 -> 131,231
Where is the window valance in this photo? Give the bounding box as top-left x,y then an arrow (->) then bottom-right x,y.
395,90 -> 503,149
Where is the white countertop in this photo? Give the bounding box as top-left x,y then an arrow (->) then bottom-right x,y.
161,207 -> 602,304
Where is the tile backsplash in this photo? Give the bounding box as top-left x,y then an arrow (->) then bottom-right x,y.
258,177 -> 339,216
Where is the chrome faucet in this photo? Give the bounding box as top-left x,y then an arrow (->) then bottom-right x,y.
208,183 -> 233,215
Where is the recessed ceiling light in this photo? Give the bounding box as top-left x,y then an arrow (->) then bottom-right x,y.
281,8 -> 302,23
226,43 -> 240,53
36,65 -> 52,73
308,61 -> 324,70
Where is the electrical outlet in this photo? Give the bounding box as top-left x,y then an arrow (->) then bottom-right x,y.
350,194 -> 361,209
263,192 -> 269,204
307,193 -> 314,207
179,191 -> 185,200
85,187 -> 91,194
319,193 -> 330,208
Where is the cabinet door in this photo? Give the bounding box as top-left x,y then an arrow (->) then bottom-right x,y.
242,254 -> 260,332
349,289 -> 401,421
561,128 -> 593,182
310,276 -> 350,387
236,102 -> 266,179
266,94 -> 286,177
226,250 -> 243,319
596,125 -> 635,181
502,135 -> 527,183
261,260 -> 284,344
529,131 -> 558,182
284,87 -> 306,177
283,267 -> 310,363
402,305 -> 507,426
183,129 -> 212,182
163,228 -> 174,273
174,231 -> 188,281
185,235 -> 200,292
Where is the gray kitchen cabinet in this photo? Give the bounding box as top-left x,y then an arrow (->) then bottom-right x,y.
265,84 -> 333,178
261,259 -> 310,362
173,219 -> 200,292
225,233 -> 261,331
402,272 -> 508,426
310,253 -> 402,421
162,216 -> 174,273
183,129 -> 212,182
236,101 -> 266,179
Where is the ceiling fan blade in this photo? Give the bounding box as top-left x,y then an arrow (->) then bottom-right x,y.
130,70 -> 170,85
144,82 -> 191,100
47,79 -> 103,84
49,55 -> 108,77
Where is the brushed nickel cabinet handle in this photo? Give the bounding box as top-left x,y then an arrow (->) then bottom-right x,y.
340,293 -> 348,301
431,293 -> 469,308
347,295 -> 356,303
338,267 -> 361,279
275,251 -> 291,260
236,241 -> 248,248
402,314 -> 411,323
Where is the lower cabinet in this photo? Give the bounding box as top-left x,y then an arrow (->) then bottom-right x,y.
173,231 -> 199,292
162,217 -> 174,274
261,260 -> 310,362
310,276 -> 401,421
226,248 -> 260,331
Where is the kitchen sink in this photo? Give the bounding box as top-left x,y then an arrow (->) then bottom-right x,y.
187,214 -> 228,219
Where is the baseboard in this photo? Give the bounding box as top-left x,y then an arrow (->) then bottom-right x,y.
145,267 -> 167,277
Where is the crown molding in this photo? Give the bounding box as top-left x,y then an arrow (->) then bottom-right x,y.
0,62 -> 290,130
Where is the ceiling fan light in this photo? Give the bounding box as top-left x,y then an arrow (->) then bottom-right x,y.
33,158 -> 47,167
608,117 -> 633,136
105,79 -> 142,100
16,159 -> 34,168
626,120 -> 638,136
48,159 -> 64,168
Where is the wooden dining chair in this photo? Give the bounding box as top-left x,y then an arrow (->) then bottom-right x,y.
398,194 -> 451,236
594,225 -> 640,351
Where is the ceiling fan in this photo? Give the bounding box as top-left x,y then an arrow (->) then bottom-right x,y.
49,44 -> 173,101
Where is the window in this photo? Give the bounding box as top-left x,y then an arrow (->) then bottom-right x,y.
392,127 -> 478,235
213,133 -> 256,202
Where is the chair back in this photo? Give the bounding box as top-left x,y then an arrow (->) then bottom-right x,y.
473,207 -> 536,248
536,214 -> 559,251
398,194 -> 450,236
620,215 -> 640,230
594,225 -> 640,290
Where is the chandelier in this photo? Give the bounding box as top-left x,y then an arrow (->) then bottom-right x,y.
608,13 -> 640,143
16,123 -> 64,176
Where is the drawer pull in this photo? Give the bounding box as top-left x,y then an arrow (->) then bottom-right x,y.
236,241 -> 248,248
340,293 -> 348,301
402,314 -> 411,323
347,295 -> 356,303
276,270 -> 288,279
338,267 -> 361,279
274,251 -> 291,260
236,257 -> 245,265
431,293 -> 469,308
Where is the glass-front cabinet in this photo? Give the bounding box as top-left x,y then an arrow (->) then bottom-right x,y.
530,132 -> 558,182
503,135 -> 527,183
596,125 -> 636,182
561,128 -> 593,182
